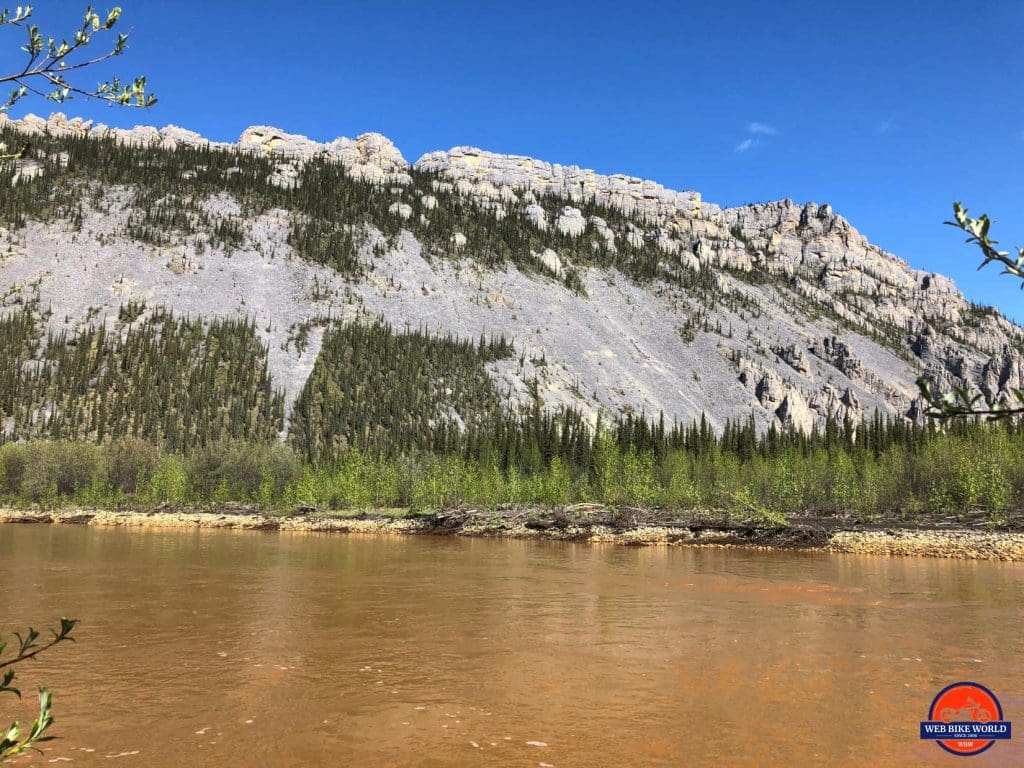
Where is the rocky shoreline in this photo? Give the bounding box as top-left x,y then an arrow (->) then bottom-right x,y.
3,505 -> 1023,561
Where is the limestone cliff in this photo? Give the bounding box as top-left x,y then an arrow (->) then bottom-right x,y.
1,111 -> 1020,434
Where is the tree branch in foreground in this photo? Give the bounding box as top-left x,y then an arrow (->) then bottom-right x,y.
917,204 -> 1024,420
0,5 -> 156,159
0,618 -> 77,762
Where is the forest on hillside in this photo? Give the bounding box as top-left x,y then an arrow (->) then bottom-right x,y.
0,290 -> 1021,521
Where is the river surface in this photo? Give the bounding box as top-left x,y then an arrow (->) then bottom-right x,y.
1,525 -> 1022,767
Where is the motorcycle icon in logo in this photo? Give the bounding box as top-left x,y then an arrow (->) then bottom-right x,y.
939,697 -> 992,725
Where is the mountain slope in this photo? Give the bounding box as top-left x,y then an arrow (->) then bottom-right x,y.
1,112 -> 1021,451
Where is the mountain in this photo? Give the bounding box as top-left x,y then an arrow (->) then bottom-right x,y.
1,112 -> 1021,454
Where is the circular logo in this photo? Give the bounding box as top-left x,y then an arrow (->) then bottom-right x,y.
923,682 -> 1006,757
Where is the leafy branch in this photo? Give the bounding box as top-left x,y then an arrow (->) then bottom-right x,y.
0,618 -> 77,763
0,4 -> 156,159
947,202 -> 1024,285
918,203 -> 1024,419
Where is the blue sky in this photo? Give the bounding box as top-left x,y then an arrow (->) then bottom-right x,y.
5,1 -> 1024,320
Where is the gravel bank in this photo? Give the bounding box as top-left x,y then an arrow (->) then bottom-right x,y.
826,528 -> 1024,560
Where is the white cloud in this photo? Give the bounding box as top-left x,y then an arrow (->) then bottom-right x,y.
1019,129 -> 1024,141
747,122 -> 778,136
734,121 -> 777,153
875,117 -> 894,135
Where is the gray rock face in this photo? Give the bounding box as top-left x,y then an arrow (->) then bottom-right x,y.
525,203 -> 548,231
414,145 -> 710,220
980,346 -> 1024,406
774,344 -> 811,376
811,385 -> 862,424
2,113 -> 1023,433
555,206 -> 586,237
776,390 -> 814,433
9,158 -> 44,186
1,112 -> 410,185
237,125 -> 409,185
388,202 -> 413,220
535,248 -> 564,277
811,337 -> 864,379
754,369 -> 786,410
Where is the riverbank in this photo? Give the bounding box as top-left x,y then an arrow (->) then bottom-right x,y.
3,505 -> 1023,560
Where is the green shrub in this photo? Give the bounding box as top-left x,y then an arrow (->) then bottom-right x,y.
0,442 -> 27,497
620,450 -> 658,508
17,442 -> 101,503
540,456 -> 572,506
105,437 -> 161,494
140,454 -> 190,504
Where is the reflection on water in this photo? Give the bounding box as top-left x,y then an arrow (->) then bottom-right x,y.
1,525 -> 1022,767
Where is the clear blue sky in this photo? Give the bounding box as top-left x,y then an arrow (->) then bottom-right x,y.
5,1 -> 1024,320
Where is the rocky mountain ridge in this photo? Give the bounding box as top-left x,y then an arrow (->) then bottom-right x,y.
1,111 -> 1021,439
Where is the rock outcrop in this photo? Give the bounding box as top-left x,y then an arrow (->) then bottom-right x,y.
810,337 -> 864,379
238,125 -> 410,185
414,145 -> 710,219
774,344 -> 811,377
1,112 -> 411,186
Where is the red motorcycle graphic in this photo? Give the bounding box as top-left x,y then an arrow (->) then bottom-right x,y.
939,697 -> 992,724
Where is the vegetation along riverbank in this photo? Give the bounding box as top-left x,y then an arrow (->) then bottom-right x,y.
3,416 -> 1024,560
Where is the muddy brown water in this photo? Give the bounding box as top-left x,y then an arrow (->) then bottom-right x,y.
1,525 -> 1022,767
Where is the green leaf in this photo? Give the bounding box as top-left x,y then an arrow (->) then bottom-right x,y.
16,628 -> 39,657
1,668 -> 19,697
56,618 -> 77,642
